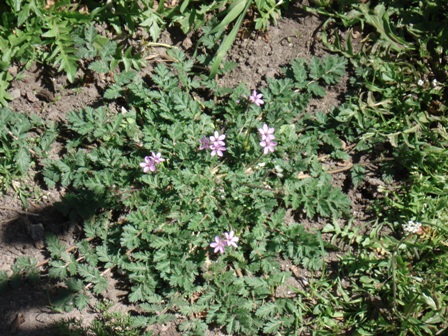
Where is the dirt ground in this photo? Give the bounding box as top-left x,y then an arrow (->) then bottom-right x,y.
0,2 -> 370,335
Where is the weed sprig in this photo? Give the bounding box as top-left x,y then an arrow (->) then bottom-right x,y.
39,51 -> 349,334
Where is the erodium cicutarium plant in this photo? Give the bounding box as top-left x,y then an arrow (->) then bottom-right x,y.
42,51 -> 350,334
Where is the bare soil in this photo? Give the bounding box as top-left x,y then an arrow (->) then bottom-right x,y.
0,3 -> 372,335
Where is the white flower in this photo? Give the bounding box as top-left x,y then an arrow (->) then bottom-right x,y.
432,79 -> 438,87
402,220 -> 422,234
417,79 -> 424,87
223,230 -> 239,248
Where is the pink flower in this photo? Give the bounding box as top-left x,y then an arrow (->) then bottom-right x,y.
210,231 -> 240,254
210,131 -> 226,147
209,131 -> 226,157
210,236 -> 226,254
210,143 -> 226,157
199,136 -> 211,150
151,152 -> 165,164
258,124 -> 275,142
140,152 -> 164,173
249,90 -> 264,106
260,139 -> 277,154
223,231 -> 239,248
140,156 -> 156,173
258,124 -> 277,154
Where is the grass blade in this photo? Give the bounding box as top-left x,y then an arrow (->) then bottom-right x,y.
210,0 -> 247,36
209,0 -> 252,77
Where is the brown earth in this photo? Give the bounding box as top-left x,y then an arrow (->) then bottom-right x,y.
0,2 -> 373,335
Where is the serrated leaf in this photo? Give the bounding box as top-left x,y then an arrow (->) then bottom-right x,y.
129,285 -> 144,303
100,40 -> 117,58
51,290 -> 77,313
89,60 -> 109,74
309,55 -> 347,86
121,225 -> 141,249
307,82 -> 326,97
245,276 -> 269,290
104,84 -> 123,99
268,78 -> 294,97
351,164 -> 366,187
74,292 -> 90,310
96,245 -> 111,263
256,302 -> 277,318
263,319 -> 282,333
150,236 -> 171,249
66,279 -> 84,292
115,71 -> 136,84
49,260 -> 68,279
173,92 -> 190,113
315,111 -> 327,124
46,234 -> 66,256
77,264 -> 100,283
131,315 -> 151,328
123,261 -> 148,273
332,150 -> 350,161
154,259 -> 170,274
93,276 -> 108,294
291,58 -> 307,88
58,50 -> 78,83
321,56 -> 347,84
15,147 -> 30,174
321,131 -> 342,148
140,9 -> 164,41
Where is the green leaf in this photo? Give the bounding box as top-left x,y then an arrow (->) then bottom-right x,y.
245,277 -> 269,292
66,278 -> 83,291
49,260 -> 69,279
357,3 -> 413,52
129,285 -> 144,303
268,78 -> 294,97
307,82 -> 326,97
263,319 -> 282,333
58,50 -> 78,83
46,235 -> 66,257
140,9 -> 164,41
74,292 -> 90,310
121,225 -> 141,249
210,0 -> 247,36
351,164 -> 366,187
255,302 -> 277,318
96,245 -> 112,264
150,236 -> 171,249
10,0 -> 22,12
210,0 -> 253,77
104,84 -> 122,99
77,264 -> 96,280
15,147 -> 30,174
93,277 -> 108,294
291,58 -> 307,89
89,60 -> 109,74
422,291 -> 437,310
100,40 -> 117,58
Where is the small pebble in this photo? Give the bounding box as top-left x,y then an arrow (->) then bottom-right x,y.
26,91 -> 38,103
10,88 -> 21,99
8,66 -> 18,77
